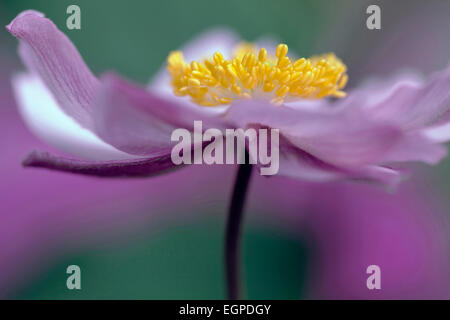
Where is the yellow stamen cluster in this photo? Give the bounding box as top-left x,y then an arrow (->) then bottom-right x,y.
167,43 -> 348,106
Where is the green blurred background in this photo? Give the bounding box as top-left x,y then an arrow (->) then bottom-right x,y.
2,0 -> 330,84
15,220 -> 309,299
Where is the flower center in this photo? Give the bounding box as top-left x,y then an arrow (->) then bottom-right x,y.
167,43 -> 348,106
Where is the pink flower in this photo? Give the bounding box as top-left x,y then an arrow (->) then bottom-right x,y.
7,10 -> 450,186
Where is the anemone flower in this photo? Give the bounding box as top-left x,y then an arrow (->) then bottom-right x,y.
6,10 -> 450,299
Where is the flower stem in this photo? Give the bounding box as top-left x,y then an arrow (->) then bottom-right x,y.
225,158 -> 253,300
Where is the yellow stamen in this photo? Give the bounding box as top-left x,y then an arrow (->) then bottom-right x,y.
167,43 -> 348,106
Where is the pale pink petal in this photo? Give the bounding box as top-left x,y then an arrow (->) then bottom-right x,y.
7,11 -> 211,160
424,122 -> 450,143
271,136 -> 402,187
92,74 -> 223,156
381,132 -> 447,165
22,150 -> 179,177
361,64 -> 450,130
350,165 -> 403,188
6,10 -> 99,127
224,99 -> 402,168
12,72 -> 137,161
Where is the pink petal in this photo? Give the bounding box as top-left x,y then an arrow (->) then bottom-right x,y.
22,150 -> 179,177
362,64 -> 450,130
224,99 -> 402,168
12,72 -> 138,161
271,136 -> 402,187
6,10 -> 99,128
424,122 -> 450,143
349,165 -> 403,188
267,135 -> 344,182
7,11 -> 211,160
92,73 -> 224,156
382,132 -> 447,165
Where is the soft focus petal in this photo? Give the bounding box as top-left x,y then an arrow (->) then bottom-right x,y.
274,140 -> 344,182
6,10 -> 99,127
363,64 -> 450,130
224,99 -> 402,168
7,11 -> 206,161
93,74 -> 178,156
381,132 -> 447,165
273,136 -> 402,187
307,180 -> 450,299
324,69 -> 450,166
22,150 -> 179,177
12,73 -> 137,161
424,122 -> 450,143
92,74 -> 223,156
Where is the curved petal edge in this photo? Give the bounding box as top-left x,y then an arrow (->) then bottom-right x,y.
22,150 -> 182,178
